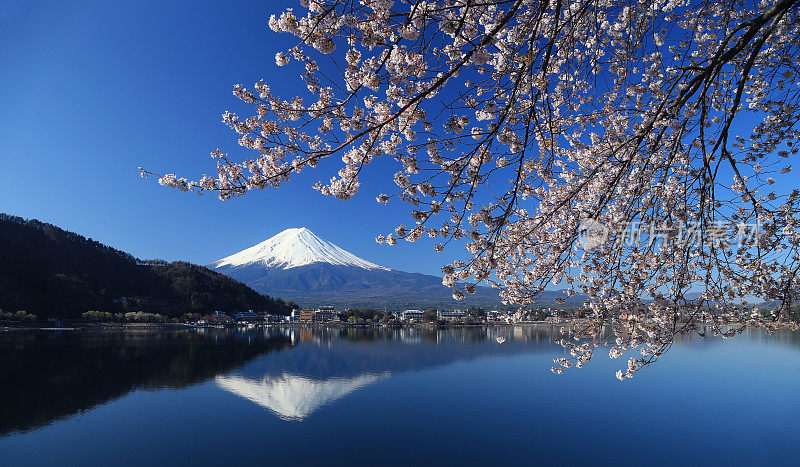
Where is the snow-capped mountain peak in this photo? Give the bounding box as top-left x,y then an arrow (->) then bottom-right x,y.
215,372 -> 389,421
210,227 -> 389,271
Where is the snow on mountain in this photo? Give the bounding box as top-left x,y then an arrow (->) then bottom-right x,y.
215,372 -> 389,421
208,227 -> 513,308
210,227 -> 389,271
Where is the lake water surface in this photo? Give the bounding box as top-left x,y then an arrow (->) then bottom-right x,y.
1,326 -> 799,466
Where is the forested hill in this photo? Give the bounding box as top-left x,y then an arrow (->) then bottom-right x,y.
0,213 -> 295,319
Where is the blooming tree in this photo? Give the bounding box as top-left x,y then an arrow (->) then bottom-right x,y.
144,0 -> 800,378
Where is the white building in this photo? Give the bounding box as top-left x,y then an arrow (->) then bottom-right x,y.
314,307 -> 336,322
400,309 -> 424,322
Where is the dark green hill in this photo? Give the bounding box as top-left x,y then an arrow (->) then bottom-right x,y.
0,213 -> 294,318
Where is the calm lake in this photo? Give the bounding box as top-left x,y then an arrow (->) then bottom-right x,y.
1,326 -> 799,466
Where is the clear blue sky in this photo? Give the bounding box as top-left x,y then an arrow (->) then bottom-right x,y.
0,0 -> 453,276
2,1 -> 789,281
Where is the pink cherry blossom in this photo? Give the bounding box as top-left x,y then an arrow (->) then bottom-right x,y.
145,0 -> 800,378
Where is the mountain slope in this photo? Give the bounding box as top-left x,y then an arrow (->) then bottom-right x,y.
0,213 -> 294,318
210,227 -> 498,308
211,227 -> 388,271
210,228 -> 584,309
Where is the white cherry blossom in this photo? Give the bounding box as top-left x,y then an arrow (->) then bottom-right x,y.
145,0 -> 800,378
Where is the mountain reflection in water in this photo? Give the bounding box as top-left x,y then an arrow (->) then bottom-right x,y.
216,372 -> 389,421
218,326 -> 571,420
3,326 -> 800,465
214,326 -> 560,420
0,326 -> 560,433
0,328 -> 290,436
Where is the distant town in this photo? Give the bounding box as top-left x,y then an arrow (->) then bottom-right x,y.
190,303 -> 767,327
190,305 -> 577,327
3,300 -> 772,330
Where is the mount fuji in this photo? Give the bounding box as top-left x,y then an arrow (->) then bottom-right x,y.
209,227 -> 505,309
211,228 -> 388,272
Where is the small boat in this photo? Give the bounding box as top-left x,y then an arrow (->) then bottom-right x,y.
496,336 -> 506,344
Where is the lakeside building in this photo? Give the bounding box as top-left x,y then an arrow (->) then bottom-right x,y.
437,310 -> 469,321
232,311 -> 290,323
264,313 -> 287,323
400,310 -> 424,322
313,308 -> 336,323
486,310 -> 501,322
234,310 -> 259,322
293,309 -> 315,323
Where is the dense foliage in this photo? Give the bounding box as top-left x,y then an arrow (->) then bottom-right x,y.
0,213 -> 295,319
338,307 -> 397,323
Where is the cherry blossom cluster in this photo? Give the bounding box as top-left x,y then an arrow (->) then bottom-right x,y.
145,0 -> 800,378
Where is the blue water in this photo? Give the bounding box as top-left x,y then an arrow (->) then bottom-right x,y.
1,326 -> 799,465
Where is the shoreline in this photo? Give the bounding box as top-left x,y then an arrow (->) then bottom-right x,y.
0,321 -> 560,332
1,320 -> 737,332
